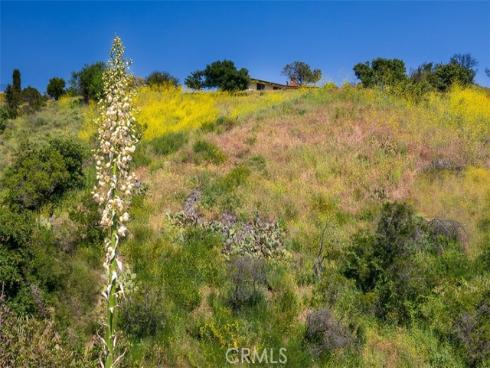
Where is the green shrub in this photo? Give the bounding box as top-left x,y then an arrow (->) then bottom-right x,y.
342,202 -> 469,325
0,207 -> 33,250
21,86 -> 45,114
0,246 -> 23,298
2,138 -> 86,211
192,140 -> 226,164
200,116 -> 235,133
150,132 -> 187,156
228,255 -> 267,310
46,77 -> 66,100
71,62 -> 105,103
0,106 -> 9,133
305,308 -> 353,357
68,191 -> 104,247
120,288 -> 166,339
0,301 -> 90,367
454,293 -> 490,367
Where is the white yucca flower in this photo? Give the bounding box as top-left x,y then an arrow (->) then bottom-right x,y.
93,36 -> 138,368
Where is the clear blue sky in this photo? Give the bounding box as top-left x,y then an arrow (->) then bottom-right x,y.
1,1 -> 489,91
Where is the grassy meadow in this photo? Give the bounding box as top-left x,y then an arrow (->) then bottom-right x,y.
1,84 -> 490,367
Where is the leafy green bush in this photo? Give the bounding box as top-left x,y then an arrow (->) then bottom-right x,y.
68,191 -> 104,247
120,288 -> 166,339
0,207 -> 33,250
200,116 -> 235,133
145,71 -> 179,87
2,138 -> 86,211
189,60 -> 250,91
21,86 -> 45,114
0,246 -> 23,298
0,301 -> 91,367
453,293 -> 490,367
228,255 -> 267,309
149,131 -> 187,156
342,202 -> 470,324
70,62 -> 105,103
353,58 -> 407,88
192,140 -> 226,164
46,77 -> 66,100
0,106 -> 9,133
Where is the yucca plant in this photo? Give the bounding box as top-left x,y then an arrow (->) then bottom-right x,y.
92,36 -> 138,368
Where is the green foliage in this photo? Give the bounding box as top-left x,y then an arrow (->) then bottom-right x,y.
21,86 -> 45,114
228,255 -> 267,309
192,60 -> 250,91
120,288 -> 166,339
453,292 -> 490,367
149,131 -> 187,156
184,70 -> 205,90
5,69 -> 23,118
0,207 -> 33,250
0,301 -> 91,367
12,69 -> 21,90
342,202 -> 471,325
198,165 -> 249,211
2,138 -> 86,211
71,62 -> 105,103
68,190 -> 104,247
411,54 -> 478,92
192,139 -> 226,164
305,308 -> 354,356
46,77 -> 66,100
0,246 -> 23,297
159,227 -> 226,311
282,61 -> 322,86
145,71 -> 179,87
354,58 -> 407,88
200,116 -> 235,133
0,106 -> 9,133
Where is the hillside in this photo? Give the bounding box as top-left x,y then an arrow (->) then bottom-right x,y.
1,85 -> 490,367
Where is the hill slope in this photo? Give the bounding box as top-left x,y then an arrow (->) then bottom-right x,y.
1,85 -> 490,367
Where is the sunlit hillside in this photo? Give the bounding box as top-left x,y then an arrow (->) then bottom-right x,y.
1,85 -> 490,367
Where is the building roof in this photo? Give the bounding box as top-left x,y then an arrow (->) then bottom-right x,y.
249,78 -> 298,89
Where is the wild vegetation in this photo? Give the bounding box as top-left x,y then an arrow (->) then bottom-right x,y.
1,46 -> 490,367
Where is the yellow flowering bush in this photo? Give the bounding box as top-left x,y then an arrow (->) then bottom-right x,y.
134,85 -> 219,140
447,86 -> 490,124
78,101 -> 98,141
426,86 -> 490,136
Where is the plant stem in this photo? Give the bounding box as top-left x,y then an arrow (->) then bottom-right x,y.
105,162 -> 118,368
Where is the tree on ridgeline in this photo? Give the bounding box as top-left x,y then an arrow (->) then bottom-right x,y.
5,69 -> 22,118
71,62 -> 106,103
354,58 -> 407,88
187,60 -> 250,91
47,77 -> 66,100
145,71 -> 179,87
282,61 -> 322,86
184,70 -> 205,90
410,54 -> 478,92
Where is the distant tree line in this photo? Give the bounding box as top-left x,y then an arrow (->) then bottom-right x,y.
353,53 -> 480,93
1,52 -> 487,128
4,69 -> 45,119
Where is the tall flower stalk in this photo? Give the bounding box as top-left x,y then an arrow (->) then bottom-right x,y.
93,36 -> 138,368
